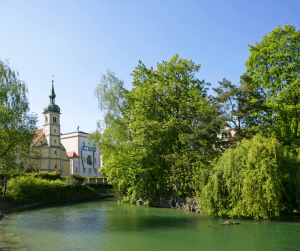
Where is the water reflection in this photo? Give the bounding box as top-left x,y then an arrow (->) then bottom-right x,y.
1,198 -> 300,251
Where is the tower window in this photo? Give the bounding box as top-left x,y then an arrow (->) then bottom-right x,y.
53,117 -> 57,123
45,117 -> 48,123
55,164 -> 57,169
54,139 -> 57,143
54,129 -> 56,133
54,150 -> 57,155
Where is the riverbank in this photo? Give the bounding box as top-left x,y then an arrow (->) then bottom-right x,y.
136,196 -> 300,219
0,184 -> 112,221
136,196 -> 200,212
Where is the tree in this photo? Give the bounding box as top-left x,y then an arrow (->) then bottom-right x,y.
198,135 -> 300,219
91,55 -> 225,202
89,69 -> 132,197
245,24 -> 300,146
213,74 -> 266,141
0,59 -> 38,198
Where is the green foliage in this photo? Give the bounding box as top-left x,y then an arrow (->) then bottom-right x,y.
35,171 -> 61,180
69,174 -> 85,184
0,59 -> 38,169
213,75 -> 264,141
6,175 -> 67,205
245,24 -> 300,146
197,135 -> 300,219
91,55 -> 224,202
88,176 -> 107,180
66,176 -> 82,186
0,59 -> 38,198
87,183 -> 112,193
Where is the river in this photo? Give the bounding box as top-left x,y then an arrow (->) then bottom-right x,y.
0,198 -> 299,250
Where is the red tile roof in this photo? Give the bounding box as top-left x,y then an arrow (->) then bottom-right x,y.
31,128 -> 44,146
67,152 -> 79,158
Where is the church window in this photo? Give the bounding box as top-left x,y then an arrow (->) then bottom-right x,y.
45,117 -> 48,123
55,164 -> 57,169
54,139 -> 57,143
54,129 -> 56,133
54,150 -> 57,155
40,141 -> 43,144
53,117 -> 57,123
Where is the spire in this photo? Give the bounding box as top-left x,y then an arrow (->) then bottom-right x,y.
49,75 -> 56,104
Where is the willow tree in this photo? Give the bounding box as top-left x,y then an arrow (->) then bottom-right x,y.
245,24 -> 300,146
198,135 -> 300,219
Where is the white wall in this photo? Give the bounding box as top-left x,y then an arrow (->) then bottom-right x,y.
61,132 -> 102,177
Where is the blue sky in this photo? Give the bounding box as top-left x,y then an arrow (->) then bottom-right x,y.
1,0 -> 299,134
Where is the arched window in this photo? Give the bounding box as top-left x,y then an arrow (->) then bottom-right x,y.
53,117 -> 57,123
45,116 -> 48,123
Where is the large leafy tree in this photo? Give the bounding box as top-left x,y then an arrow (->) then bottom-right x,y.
91,55 -> 224,202
0,59 -> 38,198
213,74 -> 266,141
245,24 -> 300,146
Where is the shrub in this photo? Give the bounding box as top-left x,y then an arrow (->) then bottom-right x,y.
66,176 -> 82,187
197,135 -> 300,219
88,176 -> 107,180
69,174 -> 85,184
6,175 -> 66,205
36,171 -> 61,180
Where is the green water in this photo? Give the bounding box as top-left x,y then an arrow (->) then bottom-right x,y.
1,198 -> 300,251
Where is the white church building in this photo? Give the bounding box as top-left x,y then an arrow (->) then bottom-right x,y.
61,131 -> 103,177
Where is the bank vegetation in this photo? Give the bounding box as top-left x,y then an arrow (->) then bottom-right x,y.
90,24 -> 300,219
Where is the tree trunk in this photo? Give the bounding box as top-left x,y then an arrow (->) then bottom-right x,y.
2,174 -> 7,199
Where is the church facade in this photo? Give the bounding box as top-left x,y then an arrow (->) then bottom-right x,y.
31,80 -> 102,176
31,81 -> 70,176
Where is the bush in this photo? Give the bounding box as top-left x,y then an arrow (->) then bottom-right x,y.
88,176 -> 107,180
6,175 -> 67,205
197,135 -> 300,219
36,171 -> 61,180
66,176 -> 82,187
69,174 -> 85,184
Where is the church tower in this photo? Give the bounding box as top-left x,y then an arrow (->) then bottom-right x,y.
43,78 -> 61,148
31,77 -> 70,176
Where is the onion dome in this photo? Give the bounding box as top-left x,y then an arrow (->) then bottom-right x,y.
44,103 -> 60,113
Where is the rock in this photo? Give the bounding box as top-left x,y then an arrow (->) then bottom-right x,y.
136,200 -> 143,205
223,220 -> 240,225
